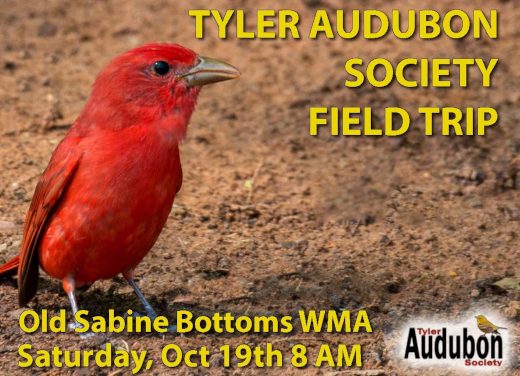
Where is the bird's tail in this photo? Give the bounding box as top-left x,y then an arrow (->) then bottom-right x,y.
0,255 -> 19,278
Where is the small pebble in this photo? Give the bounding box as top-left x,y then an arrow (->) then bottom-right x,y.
38,21 -> 58,37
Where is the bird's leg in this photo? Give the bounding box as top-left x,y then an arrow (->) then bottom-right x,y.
63,277 -> 79,317
62,276 -> 93,338
124,270 -> 158,319
123,269 -> 176,333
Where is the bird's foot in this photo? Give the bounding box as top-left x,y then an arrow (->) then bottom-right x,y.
125,310 -> 177,333
68,321 -> 95,339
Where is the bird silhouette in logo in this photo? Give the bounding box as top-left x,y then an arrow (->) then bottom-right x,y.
475,315 -> 506,336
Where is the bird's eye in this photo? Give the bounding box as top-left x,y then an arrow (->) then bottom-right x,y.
152,61 -> 170,76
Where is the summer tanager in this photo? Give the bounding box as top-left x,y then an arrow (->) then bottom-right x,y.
0,43 -> 239,321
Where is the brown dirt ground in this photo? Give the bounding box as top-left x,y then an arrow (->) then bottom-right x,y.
0,0 -> 519,375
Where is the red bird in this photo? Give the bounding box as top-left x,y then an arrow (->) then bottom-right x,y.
0,43 -> 239,323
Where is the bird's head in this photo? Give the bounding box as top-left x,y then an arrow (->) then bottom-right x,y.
79,43 -> 240,135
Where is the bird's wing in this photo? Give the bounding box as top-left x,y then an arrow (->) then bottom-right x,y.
478,322 -> 493,331
18,138 -> 82,306
484,320 -> 500,331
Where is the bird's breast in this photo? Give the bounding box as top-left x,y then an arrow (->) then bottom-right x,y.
39,125 -> 183,284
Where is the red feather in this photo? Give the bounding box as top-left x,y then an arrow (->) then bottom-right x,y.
0,255 -> 18,277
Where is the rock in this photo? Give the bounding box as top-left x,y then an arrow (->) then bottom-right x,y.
423,230 -> 437,243
504,300 -> 520,320
3,61 -> 16,71
470,169 -> 485,183
37,21 -> 58,37
379,234 -> 392,246
357,213 -> 376,226
302,0 -> 324,7
18,50 -> 30,59
17,81 -> 30,92
499,206 -> 520,221
0,221 -> 18,232
456,165 -> 485,185
386,280 -> 404,294
8,308 -> 25,320
45,53 -> 59,64
494,275 -> 520,293
467,197 -> 483,208
280,240 -> 308,252
210,353 -> 224,368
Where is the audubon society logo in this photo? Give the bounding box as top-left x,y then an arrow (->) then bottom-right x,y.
398,313 -> 510,371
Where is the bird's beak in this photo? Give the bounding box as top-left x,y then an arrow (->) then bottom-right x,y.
180,56 -> 240,87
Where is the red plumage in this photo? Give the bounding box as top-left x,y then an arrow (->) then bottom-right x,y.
0,43 -> 239,313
